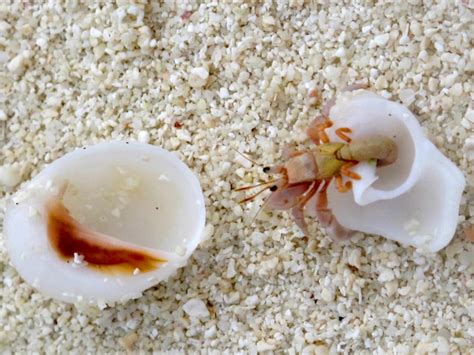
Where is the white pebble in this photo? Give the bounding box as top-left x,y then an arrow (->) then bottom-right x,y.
324,65 -> 341,81
245,295 -> 259,307
234,153 -> 252,169
465,109 -> 474,123
261,15 -> 276,29
348,248 -> 362,268
0,165 -> 22,188
204,325 -> 216,339
399,89 -> 416,105
410,22 -> 422,36
399,58 -> 412,70
7,54 -> 26,75
385,280 -> 399,296
36,37 -> 48,48
256,341 -> 275,352
436,336 -> 450,353
398,286 -> 411,296
320,288 -> 334,302
219,87 -> 229,99
333,47 -> 346,58
189,67 -> 209,88
302,344 -> 329,355
226,259 -> 236,278
371,33 -> 390,47
378,268 -> 395,282
428,78 -> 439,92
182,298 -> 210,319
89,27 -> 102,38
0,20 -> 10,32
449,83 -> 463,96
176,130 -> 191,142
202,224 -> 215,241
191,67 -> 209,80
137,130 -> 150,143
442,72 -> 458,88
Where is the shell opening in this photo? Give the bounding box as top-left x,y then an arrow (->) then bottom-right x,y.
327,91 -> 428,205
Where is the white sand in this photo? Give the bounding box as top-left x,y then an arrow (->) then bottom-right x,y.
1,1 -> 473,353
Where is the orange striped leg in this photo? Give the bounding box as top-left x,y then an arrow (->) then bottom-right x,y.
308,118 -> 333,145
335,127 -> 352,143
335,175 -> 352,192
340,162 -> 361,180
316,120 -> 333,144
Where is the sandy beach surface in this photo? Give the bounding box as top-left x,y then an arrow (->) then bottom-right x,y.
0,1 -> 473,353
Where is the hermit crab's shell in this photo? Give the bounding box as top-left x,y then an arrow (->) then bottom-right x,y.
4,142 -> 206,304
325,90 -> 465,252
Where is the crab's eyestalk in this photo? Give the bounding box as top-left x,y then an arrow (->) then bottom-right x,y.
337,136 -> 398,166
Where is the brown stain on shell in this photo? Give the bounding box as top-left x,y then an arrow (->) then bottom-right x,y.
46,198 -> 166,275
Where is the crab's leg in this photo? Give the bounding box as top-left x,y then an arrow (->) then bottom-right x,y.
314,179 -> 354,241
335,174 -> 352,192
322,98 -> 336,118
317,120 -> 333,144
307,116 -> 331,145
308,118 -> 333,145
340,162 -> 361,180
335,127 -> 352,143
266,181 -> 312,211
290,181 -> 321,235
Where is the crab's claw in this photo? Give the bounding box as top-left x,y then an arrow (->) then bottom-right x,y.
305,184 -> 354,241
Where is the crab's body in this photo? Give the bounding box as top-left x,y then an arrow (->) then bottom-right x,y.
285,137 -> 397,184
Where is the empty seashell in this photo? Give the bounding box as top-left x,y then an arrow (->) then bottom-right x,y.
4,142 -> 206,304
326,90 -> 465,252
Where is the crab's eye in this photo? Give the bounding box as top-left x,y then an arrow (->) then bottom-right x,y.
263,167 -> 270,173
270,185 -> 278,192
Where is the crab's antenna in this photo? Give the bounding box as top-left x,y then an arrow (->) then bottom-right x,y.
238,185 -> 272,204
235,179 -> 277,192
230,147 -> 260,166
249,191 -> 273,225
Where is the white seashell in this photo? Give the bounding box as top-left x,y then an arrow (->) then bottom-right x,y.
326,90 -> 465,252
4,142 -> 206,304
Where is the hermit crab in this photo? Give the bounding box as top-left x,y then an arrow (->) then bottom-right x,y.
239,118 -> 397,241
238,88 -> 465,252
